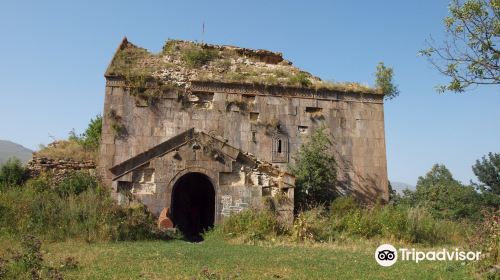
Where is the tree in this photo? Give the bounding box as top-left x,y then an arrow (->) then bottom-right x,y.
375,62 -> 400,100
420,0 -> 500,93
80,115 -> 102,151
288,127 -> 337,210
0,157 -> 28,187
69,115 -> 102,151
414,164 -> 482,220
472,152 -> 500,194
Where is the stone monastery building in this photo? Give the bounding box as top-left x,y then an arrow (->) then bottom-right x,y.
98,38 -> 388,238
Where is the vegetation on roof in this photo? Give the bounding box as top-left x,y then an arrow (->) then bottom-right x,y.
105,38 -> 381,99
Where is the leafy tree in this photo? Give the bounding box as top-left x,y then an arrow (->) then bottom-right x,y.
375,62 -> 400,100
472,152 -> 500,194
420,0 -> 500,92
0,157 -> 28,187
69,115 -> 102,151
81,115 -> 102,150
414,164 -> 482,220
289,127 -> 337,210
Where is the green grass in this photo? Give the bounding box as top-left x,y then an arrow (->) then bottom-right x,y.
0,235 -> 475,280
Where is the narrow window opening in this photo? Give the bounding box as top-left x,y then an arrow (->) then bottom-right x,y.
272,134 -> 288,163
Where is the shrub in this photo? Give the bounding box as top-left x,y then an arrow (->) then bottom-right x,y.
327,197 -> 467,244
469,210 -> 500,276
54,171 -> 99,197
289,72 -> 312,87
0,234 -> 75,279
215,201 -> 468,246
329,196 -> 360,216
0,157 -> 28,187
183,46 -> 218,67
69,115 -> 102,152
292,207 -> 331,242
107,109 -> 128,139
114,204 -> 160,241
0,172 -> 165,242
375,62 -> 399,100
289,127 -> 337,210
219,210 -> 285,242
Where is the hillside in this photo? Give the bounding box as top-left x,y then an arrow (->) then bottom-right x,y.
390,181 -> 415,193
0,140 -> 32,166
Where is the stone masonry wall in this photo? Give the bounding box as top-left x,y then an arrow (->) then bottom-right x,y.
28,156 -> 96,183
99,80 -> 388,210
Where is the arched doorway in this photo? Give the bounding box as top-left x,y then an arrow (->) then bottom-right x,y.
171,172 -> 215,241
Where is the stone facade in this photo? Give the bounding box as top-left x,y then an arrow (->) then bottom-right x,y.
98,39 -> 388,231
107,128 -> 294,227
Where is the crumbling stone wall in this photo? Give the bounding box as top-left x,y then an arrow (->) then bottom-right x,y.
28,156 -> 96,183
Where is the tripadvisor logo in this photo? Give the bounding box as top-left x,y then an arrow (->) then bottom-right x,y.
375,244 -> 481,267
375,244 -> 398,267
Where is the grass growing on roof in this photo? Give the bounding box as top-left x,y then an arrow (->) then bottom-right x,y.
107,39 -> 381,95
182,45 -> 218,67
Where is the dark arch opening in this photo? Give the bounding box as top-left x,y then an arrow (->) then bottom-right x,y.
171,172 -> 215,242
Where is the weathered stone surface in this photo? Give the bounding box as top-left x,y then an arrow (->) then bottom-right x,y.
28,156 -> 96,183
108,129 -> 294,224
98,39 -> 389,228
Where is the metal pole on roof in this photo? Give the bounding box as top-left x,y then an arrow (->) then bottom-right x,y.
202,21 -> 205,44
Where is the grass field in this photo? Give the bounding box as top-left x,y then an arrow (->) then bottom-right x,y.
0,235 -> 477,280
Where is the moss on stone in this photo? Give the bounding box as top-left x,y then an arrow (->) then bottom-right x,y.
105,38 -> 380,96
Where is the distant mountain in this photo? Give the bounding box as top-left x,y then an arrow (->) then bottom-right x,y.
0,140 -> 33,166
390,181 -> 415,194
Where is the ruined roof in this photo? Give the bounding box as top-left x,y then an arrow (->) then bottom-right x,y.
105,38 -> 381,95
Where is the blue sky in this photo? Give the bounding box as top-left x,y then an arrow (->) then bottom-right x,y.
0,0 -> 498,185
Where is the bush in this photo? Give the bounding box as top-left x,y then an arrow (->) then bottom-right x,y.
289,72 -> 312,87
54,171 -> 99,197
0,157 -> 28,187
345,204 -> 463,244
469,210 -> 500,276
375,62 -> 399,100
219,210 -> 285,243
289,127 -> 337,210
183,46 -> 218,67
292,207 -> 330,242
215,199 -> 467,246
329,196 -> 360,216
0,234 -> 75,279
114,205 -> 160,241
0,172 -> 164,242
70,115 -> 102,152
